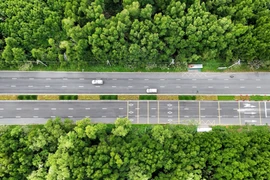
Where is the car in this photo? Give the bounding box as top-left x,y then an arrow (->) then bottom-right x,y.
146,88 -> 157,94
92,79 -> 103,85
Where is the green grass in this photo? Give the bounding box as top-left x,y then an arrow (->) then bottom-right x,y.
139,95 -> 157,100
59,95 -> 78,100
100,95 -> 118,100
217,96 -> 235,100
178,95 -> 196,100
17,95 -> 37,100
250,95 -> 270,101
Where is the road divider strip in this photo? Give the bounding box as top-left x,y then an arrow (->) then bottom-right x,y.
0,94 -> 270,101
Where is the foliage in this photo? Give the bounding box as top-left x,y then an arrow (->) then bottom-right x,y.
59,95 -> 78,100
139,95 -> 157,100
235,95 -> 250,101
157,95 -> 178,100
196,95 -> 218,101
37,95 -> 59,100
0,95 -> 18,100
118,95 -> 139,100
1,0 -> 270,70
78,94 -> 100,100
17,95 -> 37,100
217,96 -> 235,100
100,95 -> 118,100
179,95 -> 196,100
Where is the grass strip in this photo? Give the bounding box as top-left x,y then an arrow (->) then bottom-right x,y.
118,95 -> 139,100
196,95 -> 218,101
235,95 -> 250,101
37,95 -> 59,100
59,95 -> 78,100
78,95 -> 100,100
0,95 -> 18,100
100,95 -> 118,100
139,95 -> 157,100
217,96 -> 235,100
178,95 -> 196,100
17,95 -> 37,100
157,95 -> 178,100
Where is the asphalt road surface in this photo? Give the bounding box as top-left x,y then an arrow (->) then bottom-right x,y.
0,71 -> 268,94
0,100 -> 269,125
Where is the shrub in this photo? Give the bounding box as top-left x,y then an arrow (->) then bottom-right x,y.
100,95 -> 118,100
78,94 -> 100,100
118,95 -> 139,100
250,95 -> 264,101
196,95 -> 218,101
17,95 -> 37,100
139,95 -> 157,100
218,96 -> 235,100
157,95 -> 178,100
37,95 -> 59,100
235,95 -> 250,101
0,95 -> 18,100
178,95 -> 196,100
59,95 -> 78,100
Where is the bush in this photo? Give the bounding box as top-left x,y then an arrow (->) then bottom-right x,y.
37,95 -> 59,100
157,95 -> 178,100
78,94 -> 100,100
218,96 -> 235,100
196,95 -> 218,101
0,95 -> 18,100
59,95 -> 78,100
250,95 -> 264,101
139,95 -> 157,100
100,95 -> 118,100
178,95 -> 196,100
235,95 -> 250,101
17,95 -> 37,100
118,95 -> 139,100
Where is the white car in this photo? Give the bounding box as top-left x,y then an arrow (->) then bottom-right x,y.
146,88 -> 158,94
92,80 -> 103,85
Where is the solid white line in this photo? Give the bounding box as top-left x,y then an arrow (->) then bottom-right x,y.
11,85 -> 16,87
34,108 -> 39,110
16,108 -> 22,110
45,85 -> 50,88
62,86 -> 67,88
16,116 -> 21,118
12,77 -> 17,80
265,102 -> 267,118
28,85 -> 33,87
68,108 -> 73,110
0,108 -> 3,110
79,86 -> 84,88
51,108 -> 56,110
85,108 -> 90,110
102,108 -> 107,110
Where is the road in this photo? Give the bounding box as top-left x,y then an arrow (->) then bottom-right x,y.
0,71 -> 268,94
0,100 -> 269,125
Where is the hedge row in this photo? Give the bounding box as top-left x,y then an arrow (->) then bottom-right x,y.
0,94 -> 270,101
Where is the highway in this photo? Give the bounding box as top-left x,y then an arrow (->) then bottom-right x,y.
0,100 -> 269,125
0,71 -> 268,94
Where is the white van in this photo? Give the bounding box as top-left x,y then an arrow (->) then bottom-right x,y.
146,88 -> 158,94
92,80 -> 103,85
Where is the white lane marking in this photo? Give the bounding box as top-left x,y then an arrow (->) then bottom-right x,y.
144,86 -> 149,88
11,85 -> 16,87
63,78 -> 68,80
144,79 -> 149,80
224,79 -> 228,80
240,79 -> 245,81
68,116 -> 73,118
167,104 -> 172,107
0,108 -> 3,110
201,108 -> 205,110
51,108 -> 56,110
128,79 -> 133,80
233,108 -> 238,110
51,116 -> 55,118
102,116 -> 106,118
135,108 -> 140,110
208,79 -> 213,80
176,86 -> 181,88
160,79 -> 165,80
0,116 -> 3,118
240,86 -> 245,88
28,85 -> 33,87
201,116 -> 206,118
184,116 -> 189,118
34,108 -> 39,110
85,116 -> 90,118
151,108 -> 156,110
128,86 -> 133,88
46,78 -> 51,80
168,111 -> 172,114
192,86 -> 197,88
16,116 -> 21,118
244,112 -> 256,115
112,86 -> 116,88
102,108 -> 107,110
192,79 -> 196,81
33,116 -> 39,118
176,79 -> 181,80
68,108 -> 73,110
62,86 -> 67,88
184,108 -> 189,110
151,115 -> 156,117
234,116 -> 238,117
245,120 -> 257,123
160,86 -> 165,88
45,85 -> 50,88
217,108 -> 222,110
256,79 -> 260,81
265,102 -> 267,118
85,108 -> 90,110
29,78 -> 34,80
119,108 -> 124,110
129,104 -> 134,106
16,108 -> 22,110
12,77 -> 17,80
80,78 -> 84,80
79,86 -> 84,88
256,86 -> 261,88
224,86 -> 229,88
208,86 -> 213,88
95,86 -> 100,87
112,79 -> 117,80
129,119 -> 134,122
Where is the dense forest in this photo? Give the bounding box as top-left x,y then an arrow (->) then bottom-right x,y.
1,117 -> 270,179
0,0 -> 270,70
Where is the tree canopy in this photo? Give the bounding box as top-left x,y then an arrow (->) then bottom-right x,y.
1,117 -> 270,179
0,0 -> 270,70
